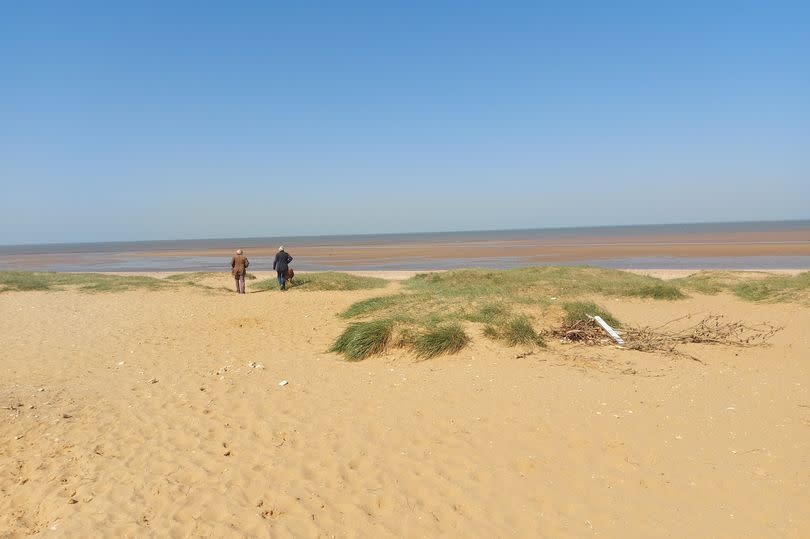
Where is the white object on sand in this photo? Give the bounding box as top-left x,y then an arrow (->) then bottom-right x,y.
594,316 -> 625,345
278,380 -> 288,386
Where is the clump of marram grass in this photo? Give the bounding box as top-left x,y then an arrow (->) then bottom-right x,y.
731,271 -> 810,302
562,301 -> 621,327
0,272 -> 54,291
0,271 -> 169,293
329,266 -> 689,359
463,302 -> 510,324
253,271 -> 387,292
482,315 -> 545,347
673,270 -> 810,302
337,266 -> 683,324
329,319 -> 472,361
329,319 -> 397,360
404,266 -> 685,300
340,294 -> 409,318
326,266 -> 804,360
413,323 -> 470,359
671,271 -> 738,295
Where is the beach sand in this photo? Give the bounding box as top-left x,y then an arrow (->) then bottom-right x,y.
1,271 -> 809,537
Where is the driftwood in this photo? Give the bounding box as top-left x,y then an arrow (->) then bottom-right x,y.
553,314 -> 782,360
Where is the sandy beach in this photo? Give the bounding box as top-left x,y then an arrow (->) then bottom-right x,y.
1,270 -> 809,537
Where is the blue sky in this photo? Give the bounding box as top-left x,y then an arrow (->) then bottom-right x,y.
1,1 -> 808,244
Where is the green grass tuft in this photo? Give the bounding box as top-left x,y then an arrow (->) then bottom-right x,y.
482,325 -> 500,340
164,271 -> 220,285
413,323 -> 471,359
404,266 -> 684,300
253,272 -> 388,292
0,272 -> 54,291
331,266 -> 685,359
482,315 -> 545,347
0,271 -> 169,293
463,302 -> 510,324
562,301 -> 621,327
503,316 -> 546,346
340,294 -> 407,318
731,271 -> 810,302
673,271 -> 753,295
674,270 -> 810,302
329,319 -> 396,360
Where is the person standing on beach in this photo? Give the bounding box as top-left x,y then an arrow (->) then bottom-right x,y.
231,249 -> 249,294
273,246 -> 293,290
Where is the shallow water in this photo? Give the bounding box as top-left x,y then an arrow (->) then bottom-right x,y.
1,221 -> 808,271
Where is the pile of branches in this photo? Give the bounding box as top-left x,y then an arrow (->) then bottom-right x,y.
555,319 -> 615,345
554,314 -> 782,359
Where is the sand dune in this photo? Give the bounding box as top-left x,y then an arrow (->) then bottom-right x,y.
1,272 -> 809,537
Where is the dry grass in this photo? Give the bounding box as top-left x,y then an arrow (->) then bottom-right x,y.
0,271 -> 169,293
254,272 -> 387,292
331,266 -> 680,359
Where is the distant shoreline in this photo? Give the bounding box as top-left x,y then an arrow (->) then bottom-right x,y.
0,219 -> 810,251
1,220 -> 808,272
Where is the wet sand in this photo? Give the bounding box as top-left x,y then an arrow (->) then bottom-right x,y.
128,228 -> 810,263
2,225 -> 809,271
1,271 -> 809,537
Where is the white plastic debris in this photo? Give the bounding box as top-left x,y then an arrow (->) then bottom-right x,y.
594,316 -> 625,345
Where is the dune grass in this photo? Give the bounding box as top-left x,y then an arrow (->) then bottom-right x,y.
165,271 -> 214,282
339,294 -> 408,318
731,271 -> 810,302
331,266 -> 678,359
675,270 -> 810,302
329,318 -> 397,361
339,267 -> 682,321
253,271 -> 388,292
462,302 -> 511,324
671,271 -> 740,295
404,266 -> 685,301
413,323 -> 471,359
562,300 -> 621,327
0,271 -> 169,293
482,315 -> 545,347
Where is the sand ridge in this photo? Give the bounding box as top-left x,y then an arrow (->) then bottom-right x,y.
1,273 -> 809,537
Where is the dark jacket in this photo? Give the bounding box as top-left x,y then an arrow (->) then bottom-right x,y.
273,250 -> 293,273
231,254 -> 249,276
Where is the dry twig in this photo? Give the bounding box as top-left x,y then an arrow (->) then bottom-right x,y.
553,314 -> 781,361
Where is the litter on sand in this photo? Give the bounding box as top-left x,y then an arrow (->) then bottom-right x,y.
594,315 -> 625,344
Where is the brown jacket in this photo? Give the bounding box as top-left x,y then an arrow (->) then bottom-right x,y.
231,254 -> 249,276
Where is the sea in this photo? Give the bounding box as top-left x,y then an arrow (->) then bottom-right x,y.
1,221 -> 808,272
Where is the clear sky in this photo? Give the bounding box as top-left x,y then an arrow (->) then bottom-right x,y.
1,1 -> 808,244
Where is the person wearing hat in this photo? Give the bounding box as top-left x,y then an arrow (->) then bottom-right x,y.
273,246 -> 293,290
230,249 -> 249,294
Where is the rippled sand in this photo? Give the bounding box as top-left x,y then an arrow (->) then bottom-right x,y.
1,272 -> 808,537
